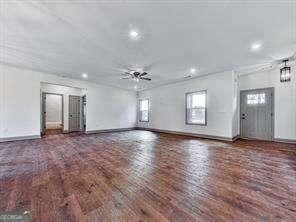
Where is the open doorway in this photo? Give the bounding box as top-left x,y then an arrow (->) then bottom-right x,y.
42,93 -> 63,135
41,82 -> 87,135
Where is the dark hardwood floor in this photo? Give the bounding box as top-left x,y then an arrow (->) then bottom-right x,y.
45,129 -> 63,135
0,130 -> 295,221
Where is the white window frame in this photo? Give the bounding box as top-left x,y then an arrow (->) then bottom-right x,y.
138,99 -> 149,122
185,90 -> 207,125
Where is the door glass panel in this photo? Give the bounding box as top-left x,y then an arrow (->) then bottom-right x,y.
247,93 -> 265,105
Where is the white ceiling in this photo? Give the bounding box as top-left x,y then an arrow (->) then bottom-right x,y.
1,0 -> 296,91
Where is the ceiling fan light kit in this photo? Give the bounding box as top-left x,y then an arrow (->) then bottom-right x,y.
121,70 -> 151,82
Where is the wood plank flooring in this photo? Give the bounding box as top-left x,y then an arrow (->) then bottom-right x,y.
45,129 -> 63,135
0,130 -> 295,221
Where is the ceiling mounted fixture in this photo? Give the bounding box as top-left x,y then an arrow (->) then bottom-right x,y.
82,73 -> 88,78
251,42 -> 262,52
184,74 -> 192,79
129,29 -> 140,40
190,68 -> 196,74
121,70 -> 151,82
280,59 -> 291,82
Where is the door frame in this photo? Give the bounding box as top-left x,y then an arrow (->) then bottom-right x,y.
239,87 -> 274,141
68,95 -> 82,132
82,95 -> 86,132
41,92 -> 64,135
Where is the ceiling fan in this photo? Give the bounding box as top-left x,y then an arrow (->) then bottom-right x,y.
121,70 -> 151,82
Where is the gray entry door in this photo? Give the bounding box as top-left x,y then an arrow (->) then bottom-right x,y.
240,88 -> 273,140
69,95 -> 81,132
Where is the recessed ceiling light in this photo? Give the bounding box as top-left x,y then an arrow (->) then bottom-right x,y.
251,42 -> 262,52
129,29 -> 140,40
82,73 -> 88,78
190,68 -> 196,74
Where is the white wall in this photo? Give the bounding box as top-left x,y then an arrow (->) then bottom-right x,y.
86,85 -> 137,131
0,65 -> 5,138
232,72 -> 240,137
137,71 -> 237,139
0,64 -> 137,139
0,65 -> 41,138
239,64 -> 296,140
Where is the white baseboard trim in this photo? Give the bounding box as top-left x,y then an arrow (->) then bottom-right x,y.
1,130 -> 293,145
136,127 -> 237,142
232,135 -> 240,141
0,135 -> 41,143
273,138 -> 296,144
86,127 -> 136,134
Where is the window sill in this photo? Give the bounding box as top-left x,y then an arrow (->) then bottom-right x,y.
186,122 -> 207,126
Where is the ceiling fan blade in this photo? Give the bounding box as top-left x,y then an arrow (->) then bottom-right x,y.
140,77 -> 151,81
139,72 -> 148,76
121,77 -> 131,79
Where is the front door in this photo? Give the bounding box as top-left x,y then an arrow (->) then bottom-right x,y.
240,88 -> 273,140
69,95 -> 81,132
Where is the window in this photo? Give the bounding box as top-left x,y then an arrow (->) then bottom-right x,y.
186,91 -> 206,125
139,99 -> 149,122
247,93 -> 265,105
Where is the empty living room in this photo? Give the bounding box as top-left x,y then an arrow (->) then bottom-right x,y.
0,0 -> 295,221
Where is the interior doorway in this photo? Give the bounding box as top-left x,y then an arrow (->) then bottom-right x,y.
240,88 -> 274,141
41,83 -> 87,135
82,95 -> 87,132
42,93 -> 63,135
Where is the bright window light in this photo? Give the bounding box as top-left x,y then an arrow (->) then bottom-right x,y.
186,91 -> 207,125
139,99 -> 149,122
